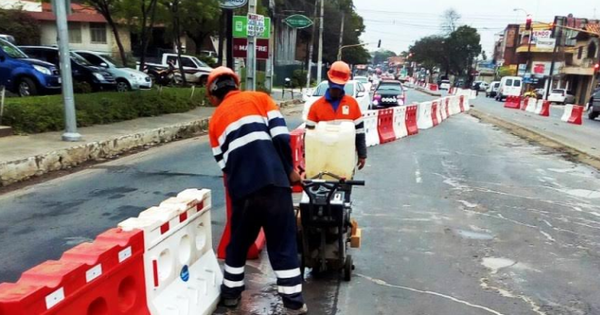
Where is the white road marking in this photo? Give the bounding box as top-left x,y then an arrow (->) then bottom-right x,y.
539,231 -> 555,242
357,274 -> 507,315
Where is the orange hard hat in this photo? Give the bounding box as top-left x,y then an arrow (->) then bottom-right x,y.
327,61 -> 351,85
206,66 -> 240,97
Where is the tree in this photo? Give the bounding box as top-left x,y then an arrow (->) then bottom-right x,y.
409,36 -> 446,74
179,0 -> 221,54
122,0 -> 160,71
441,8 -> 461,35
0,9 -> 40,45
162,0 -> 187,85
372,50 -> 396,65
84,0 -> 128,66
446,25 -> 482,82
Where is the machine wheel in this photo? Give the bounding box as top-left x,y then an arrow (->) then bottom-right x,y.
343,255 -> 353,281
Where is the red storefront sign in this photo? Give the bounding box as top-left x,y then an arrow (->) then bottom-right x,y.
232,38 -> 269,60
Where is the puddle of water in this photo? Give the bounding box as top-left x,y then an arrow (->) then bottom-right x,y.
456,229 -> 494,240
482,257 -> 516,274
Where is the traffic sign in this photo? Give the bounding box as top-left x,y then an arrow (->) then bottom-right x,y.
233,15 -> 271,39
247,13 -> 264,37
284,14 -> 313,29
219,0 -> 248,9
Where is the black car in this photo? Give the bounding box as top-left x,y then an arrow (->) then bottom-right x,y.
588,87 -> 600,120
371,80 -> 406,109
19,46 -> 116,92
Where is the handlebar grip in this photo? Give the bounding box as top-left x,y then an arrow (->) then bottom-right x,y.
344,180 -> 365,186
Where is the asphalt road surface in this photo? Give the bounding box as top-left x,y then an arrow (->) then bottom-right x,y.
2,89 -> 600,315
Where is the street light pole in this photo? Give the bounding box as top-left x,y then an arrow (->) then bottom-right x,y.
316,0 -> 325,84
246,0 -> 257,91
54,0 -> 81,142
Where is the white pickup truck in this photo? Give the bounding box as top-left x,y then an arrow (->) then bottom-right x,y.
139,53 -> 213,85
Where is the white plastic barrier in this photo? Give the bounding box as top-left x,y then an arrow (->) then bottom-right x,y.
417,102 -> 434,129
534,99 -> 543,115
526,98 -> 537,113
363,110 -> 380,147
119,189 -> 222,315
449,96 -> 461,116
462,95 -> 471,112
393,106 -> 408,139
561,105 -> 574,122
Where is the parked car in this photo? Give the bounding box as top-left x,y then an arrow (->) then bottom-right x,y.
0,35 -> 15,44
0,38 -> 61,96
547,89 -> 576,105
74,50 -> 151,92
372,80 -> 406,109
439,80 -> 451,90
485,81 -> 500,97
20,46 -> 116,92
587,88 -> 600,120
354,75 -> 372,92
139,53 -> 212,85
478,82 -> 489,91
496,76 -> 523,101
302,80 -> 371,121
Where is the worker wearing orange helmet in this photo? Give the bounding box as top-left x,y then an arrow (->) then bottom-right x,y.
306,61 -> 367,169
207,67 -> 307,314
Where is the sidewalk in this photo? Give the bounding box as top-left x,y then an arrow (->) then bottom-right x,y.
470,95 -> 600,166
0,99 -> 301,186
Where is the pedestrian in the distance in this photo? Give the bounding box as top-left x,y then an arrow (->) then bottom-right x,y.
207,67 -> 308,315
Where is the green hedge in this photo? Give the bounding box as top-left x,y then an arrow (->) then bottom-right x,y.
3,88 -> 207,134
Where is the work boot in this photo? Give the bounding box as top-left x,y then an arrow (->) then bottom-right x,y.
219,295 -> 241,308
285,304 -> 308,315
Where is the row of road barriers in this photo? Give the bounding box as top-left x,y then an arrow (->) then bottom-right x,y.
0,189 -> 222,315
503,95 -> 583,125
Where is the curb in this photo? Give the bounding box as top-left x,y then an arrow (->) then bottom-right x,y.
414,87 -> 442,97
0,100 -> 303,187
469,109 -> 600,171
0,118 -> 211,187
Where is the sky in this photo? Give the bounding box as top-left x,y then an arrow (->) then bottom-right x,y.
353,0 -> 597,56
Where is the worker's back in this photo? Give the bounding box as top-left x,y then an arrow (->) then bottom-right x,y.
209,91 -> 291,200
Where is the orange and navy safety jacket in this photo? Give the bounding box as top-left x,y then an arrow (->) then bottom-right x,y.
209,91 -> 293,200
306,90 -> 367,159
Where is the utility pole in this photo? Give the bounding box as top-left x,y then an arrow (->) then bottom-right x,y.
265,1 -> 275,91
226,10 -> 234,69
54,0 -> 81,141
316,0 -> 325,84
337,10 -> 345,61
245,0 -> 258,91
306,0 -> 318,90
218,10 -> 225,66
546,16 -> 562,100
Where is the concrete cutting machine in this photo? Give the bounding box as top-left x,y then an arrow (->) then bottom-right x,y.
297,172 -> 364,281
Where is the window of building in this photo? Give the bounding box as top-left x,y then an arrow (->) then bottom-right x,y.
69,23 -> 82,44
90,23 -> 107,44
588,42 -> 597,59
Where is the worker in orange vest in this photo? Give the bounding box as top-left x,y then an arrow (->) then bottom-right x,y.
306,61 -> 367,170
207,67 -> 307,315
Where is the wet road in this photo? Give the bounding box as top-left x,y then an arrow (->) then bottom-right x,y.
2,89 -> 600,314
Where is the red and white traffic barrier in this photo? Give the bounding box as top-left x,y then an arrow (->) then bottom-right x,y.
0,228 -> 150,315
377,108 -> 396,144
405,104 -> 419,136
119,189 -> 222,315
431,101 -> 440,127
525,97 -> 537,113
539,100 -> 550,117
561,105 -> 584,125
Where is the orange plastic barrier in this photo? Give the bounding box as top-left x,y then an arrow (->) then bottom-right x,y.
217,178 -> 266,260
290,128 -> 306,193
539,100 -> 550,117
0,228 -> 149,315
431,101 -> 439,127
377,108 -> 396,144
405,104 -> 419,136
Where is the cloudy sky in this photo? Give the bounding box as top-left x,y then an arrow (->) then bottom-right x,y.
354,0 -> 597,56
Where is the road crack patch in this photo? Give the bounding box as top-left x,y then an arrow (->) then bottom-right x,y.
356,274 -> 507,315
